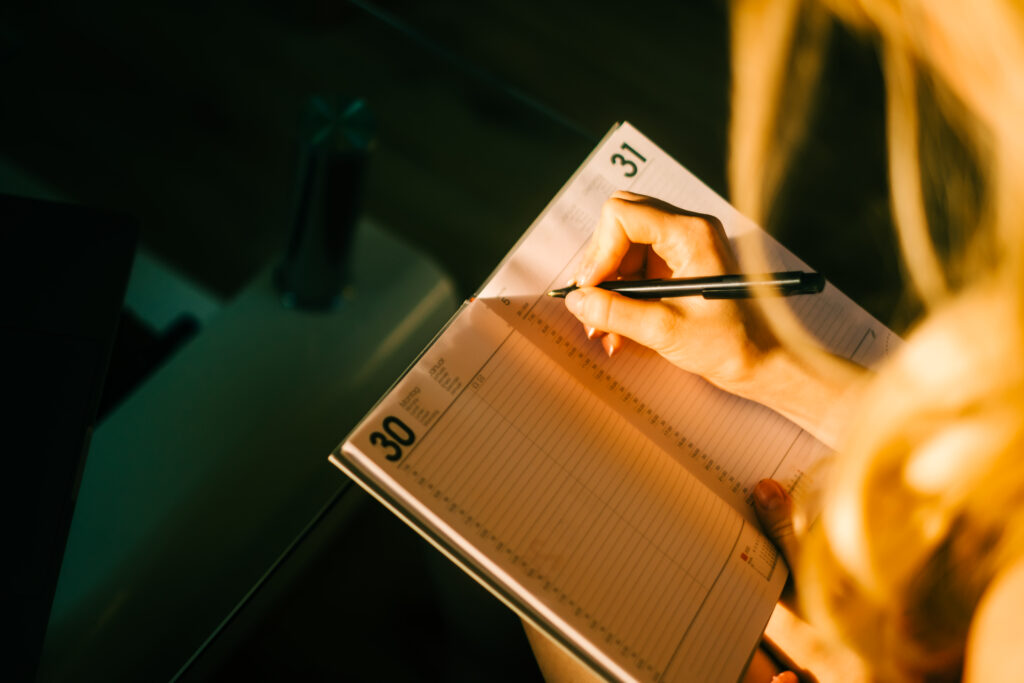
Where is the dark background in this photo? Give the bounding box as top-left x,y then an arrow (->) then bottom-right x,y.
0,0 -> 906,679
0,0 -> 905,316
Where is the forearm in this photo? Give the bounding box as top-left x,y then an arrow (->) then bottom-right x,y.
728,347 -> 868,450
523,620 -> 602,682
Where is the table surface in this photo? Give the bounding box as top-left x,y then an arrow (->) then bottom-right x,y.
1,2 -> 906,679
38,218 -> 458,683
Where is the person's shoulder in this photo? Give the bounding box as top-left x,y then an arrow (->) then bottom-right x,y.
965,556 -> 1024,681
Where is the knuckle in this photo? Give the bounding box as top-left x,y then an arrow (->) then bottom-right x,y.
646,305 -> 679,349
582,291 -> 613,327
611,189 -> 643,202
600,196 -> 629,222
768,517 -> 795,541
684,217 -> 717,249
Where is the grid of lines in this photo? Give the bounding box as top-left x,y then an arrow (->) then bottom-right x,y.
393,331 -> 744,680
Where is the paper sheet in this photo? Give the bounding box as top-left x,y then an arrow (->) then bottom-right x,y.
335,122 -> 896,680
340,301 -> 785,681
477,122 -> 897,515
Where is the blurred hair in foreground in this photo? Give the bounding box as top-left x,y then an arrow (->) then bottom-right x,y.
729,0 -> 1024,679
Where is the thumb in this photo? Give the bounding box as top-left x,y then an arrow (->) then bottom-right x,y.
753,479 -> 800,569
771,673 -> 799,683
564,287 -> 680,353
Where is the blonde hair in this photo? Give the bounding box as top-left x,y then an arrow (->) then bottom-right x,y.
729,0 -> 1024,679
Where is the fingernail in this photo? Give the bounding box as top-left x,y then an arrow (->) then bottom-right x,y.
602,335 -> 617,358
754,480 -> 784,512
565,290 -> 584,316
586,327 -> 598,340
577,263 -> 595,286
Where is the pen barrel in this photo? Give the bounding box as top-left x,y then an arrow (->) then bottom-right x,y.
597,271 -> 824,299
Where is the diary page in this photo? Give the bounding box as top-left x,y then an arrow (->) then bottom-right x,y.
477,122 -> 898,516
336,301 -> 786,682
333,121 -> 897,679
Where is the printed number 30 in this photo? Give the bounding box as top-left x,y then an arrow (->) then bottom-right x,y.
610,142 -> 647,178
370,416 -> 416,462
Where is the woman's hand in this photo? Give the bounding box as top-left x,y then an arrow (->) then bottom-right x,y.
753,479 -> 801,571
746,479 -> 806,683
566,191 -> 778,396
566,191 -> 867,448
526,477 -> 808,682
751,480 -> 868,682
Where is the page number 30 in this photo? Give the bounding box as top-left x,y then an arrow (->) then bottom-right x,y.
610,142 -> 647,178
369,416 -> 416,462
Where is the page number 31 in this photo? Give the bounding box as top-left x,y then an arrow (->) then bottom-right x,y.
610,142 -> 647,178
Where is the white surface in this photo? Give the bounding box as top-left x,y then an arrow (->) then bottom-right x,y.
39,217 -> 457,682
123,248 -> 224,332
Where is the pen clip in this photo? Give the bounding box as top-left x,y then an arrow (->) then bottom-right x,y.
701,274 -> 825,299
701,286 -> 754,300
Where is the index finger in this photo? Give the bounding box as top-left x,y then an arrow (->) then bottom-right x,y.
575,191 -> 722,286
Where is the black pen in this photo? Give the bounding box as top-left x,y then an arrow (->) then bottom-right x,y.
546,270 -> 825,300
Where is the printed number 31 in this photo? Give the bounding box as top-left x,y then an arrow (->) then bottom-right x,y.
369,416 -> 416,462
610,142 -> 647,178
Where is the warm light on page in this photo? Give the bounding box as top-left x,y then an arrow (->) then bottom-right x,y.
332,122 -> 898,682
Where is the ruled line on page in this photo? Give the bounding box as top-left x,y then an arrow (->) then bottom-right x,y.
348,324 -> 772,680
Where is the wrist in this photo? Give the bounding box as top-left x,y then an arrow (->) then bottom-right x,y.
727,346 -> 868,449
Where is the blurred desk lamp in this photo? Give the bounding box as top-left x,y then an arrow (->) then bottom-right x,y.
276,95 -> 375,310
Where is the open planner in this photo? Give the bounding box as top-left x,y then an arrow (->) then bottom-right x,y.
330,122 -> 897,681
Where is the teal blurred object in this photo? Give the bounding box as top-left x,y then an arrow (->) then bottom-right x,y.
276,96 -> 376,310
39,217 -> 457,682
